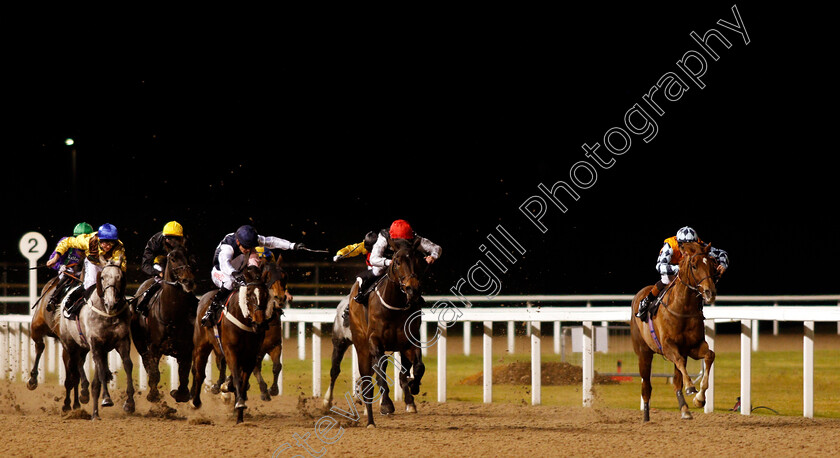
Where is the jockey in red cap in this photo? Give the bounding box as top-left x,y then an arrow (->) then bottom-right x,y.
353,219 -> 441,305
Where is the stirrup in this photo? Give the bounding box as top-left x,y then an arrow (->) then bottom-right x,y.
636,297 -> 650,318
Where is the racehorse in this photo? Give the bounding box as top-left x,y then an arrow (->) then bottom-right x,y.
210,257 -> 287,401
189,265 -> 269,423
27,275 -> 90,405
348,237 -> 426,428
58,262 -> 135,419
630,241 -> 717,422
130,244 -> 198,403
323,296 -> 352,409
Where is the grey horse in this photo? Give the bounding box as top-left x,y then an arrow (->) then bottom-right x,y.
323,296 -> 354,408
59,262 -> 135,419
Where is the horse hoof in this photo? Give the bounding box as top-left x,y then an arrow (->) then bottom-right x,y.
260,393 -> 271,402
210,384 -> 221,395
685,387 -> 698,395
62,404 -> 71,412
79,390 -> 90,404
188,400 -> 201,410
366,424 -> 376,429
235,400 -> 248,410
406,404 -> 417,413
101,397 -> 114,407
693,397 -> 706,408
380,404 -> 395,415
91,414 -> 101,421
322,399 -> 332,409
147,391 -> 161,403
124,401 -> 135,413
681,411 -> 694,420
269,386 -> 279,397
220,381 -> 231,393
26,378 -> 38,391
170,389 -> 191,403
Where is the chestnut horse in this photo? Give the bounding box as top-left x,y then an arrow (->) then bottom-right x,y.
27,275 -> 90,404
58,262 -> 135,419
348,237 -> 426,428
130,244 -> 198,403
631,241 -> 717,422
211,257 -> 287,401
189,265 -> 269,423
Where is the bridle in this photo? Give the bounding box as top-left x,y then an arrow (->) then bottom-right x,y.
677,252 -> 717,295
162,250 -> 192,287
387,249 -> 420,296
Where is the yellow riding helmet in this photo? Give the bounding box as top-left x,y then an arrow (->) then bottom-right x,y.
162,221 -> 184,237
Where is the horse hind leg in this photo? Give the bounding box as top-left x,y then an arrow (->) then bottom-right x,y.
143,351 -> 163,403
324,337 -> 351,408
78,350 -> 90,404
117,339 -> 135,413
27,336 -> 46,390
638,349 -> 653,422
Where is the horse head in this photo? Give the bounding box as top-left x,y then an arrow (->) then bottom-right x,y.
678,241 -> 717,305
96,263 -> 126,313
240,265 -> 269,326
388,237 -> 424,304
165,245 -> 196,293
260,257 -> 288,320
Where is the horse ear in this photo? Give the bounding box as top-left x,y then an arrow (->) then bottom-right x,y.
96,271 -> 104,297
412,237 -> 422,250
704,242 -> 712,254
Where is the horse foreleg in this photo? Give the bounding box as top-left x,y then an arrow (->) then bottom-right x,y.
253,352 -> 270,401
116,339 -> 135,413
399,349 -> 417,413
663,343 -> 696,396
62,349 -> 77,412
143,349 -> 163,403
170,353 -> 192,403
354,343 -> 377,428
324,337 -> 351,408
673,366 -> 693,419
269,345 -> 283,397
226,353 -> 248,424
370,346 -> 394,416
689,343 -> 715,408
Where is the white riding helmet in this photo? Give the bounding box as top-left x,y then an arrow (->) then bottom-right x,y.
676,226 -> 699,243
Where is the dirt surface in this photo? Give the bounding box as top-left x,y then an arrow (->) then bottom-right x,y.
2,378 -> 839,457
459,361 -> 618,386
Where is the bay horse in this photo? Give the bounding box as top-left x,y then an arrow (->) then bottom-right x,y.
348,237 -> 426,428
189,265 -> 269,423
630,241 -> 717,422
58,262 -> 135,419
211,257 -> 287,401
27,275 -> 90,404
130,244 -> 198,403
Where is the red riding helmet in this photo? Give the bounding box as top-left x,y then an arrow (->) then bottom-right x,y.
389,219 -> 415,240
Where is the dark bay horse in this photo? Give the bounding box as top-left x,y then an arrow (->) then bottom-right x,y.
28,276 -> 90,403
130,245 -> 198,403
58,263 -> 135,419
211,257 -> 287,401
631,241 -> 717,422
190,265 -> 269,423
348,237 -> 426,428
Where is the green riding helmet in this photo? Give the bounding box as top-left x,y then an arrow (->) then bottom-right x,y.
73,222 -> 94,236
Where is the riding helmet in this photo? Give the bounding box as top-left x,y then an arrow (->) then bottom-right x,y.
235,225 -> 259,248
389,219 -> 415,240
73,222 -> 94,236
98,223 -> 119,241
676,226 -> 698,243
163,220 -> 184,237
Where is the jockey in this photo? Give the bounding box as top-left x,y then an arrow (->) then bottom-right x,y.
635,226 -> 729,319
45,222 -> 94,311
46,223 -> 127,318
200,225 -> 305,327
353,219 -> 441,305
334,230 -> 378,325
134,221 -> 197,315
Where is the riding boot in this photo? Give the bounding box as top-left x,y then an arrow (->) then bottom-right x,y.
135,280 -> 161,316
636,293 -> 655,319
201,287 -> 231,328
353,272 -> 379,306
63,284 -> 93,320
47,276 -> 71,312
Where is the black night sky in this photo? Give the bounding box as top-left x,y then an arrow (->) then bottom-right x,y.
2,4 -> 837,301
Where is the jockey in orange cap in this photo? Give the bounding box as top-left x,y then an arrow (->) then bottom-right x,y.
635,226 -> 729,320
353,219 -> 441,305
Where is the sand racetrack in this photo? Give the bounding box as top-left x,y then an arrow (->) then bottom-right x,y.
2,378 -> 839,458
